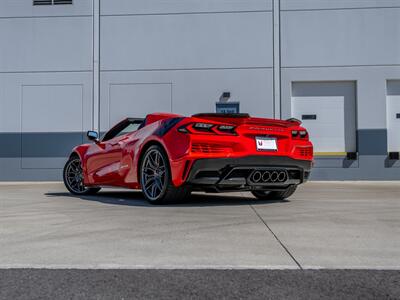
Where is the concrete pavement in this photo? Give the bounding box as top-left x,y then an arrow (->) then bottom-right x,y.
0,181 -> 399,269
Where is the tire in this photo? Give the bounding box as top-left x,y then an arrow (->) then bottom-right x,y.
63,156 -> 101,195
251,185 -> 297,200
140,145 -> 191,204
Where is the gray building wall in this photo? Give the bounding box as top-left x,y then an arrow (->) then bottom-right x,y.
0,0 -> 399,180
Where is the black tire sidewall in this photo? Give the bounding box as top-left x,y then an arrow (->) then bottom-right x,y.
140,145 -> 171,203
63,157 -> 99,195
252,185 -> 297,200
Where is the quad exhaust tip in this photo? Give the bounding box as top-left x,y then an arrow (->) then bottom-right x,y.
250,170 -> 287,183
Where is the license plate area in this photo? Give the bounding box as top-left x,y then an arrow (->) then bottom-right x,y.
255,136 -> 277,151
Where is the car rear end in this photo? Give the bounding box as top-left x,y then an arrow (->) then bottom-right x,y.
164,113 -> 313,192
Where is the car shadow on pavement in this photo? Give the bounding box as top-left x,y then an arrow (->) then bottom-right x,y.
45,190 -> 289,207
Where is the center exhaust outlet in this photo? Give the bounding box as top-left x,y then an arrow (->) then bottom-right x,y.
250,169 -> 288,184
270,171 -> 278,182
262,171 -> 271,182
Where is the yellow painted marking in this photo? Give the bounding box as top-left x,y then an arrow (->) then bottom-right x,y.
314,152 -> 347,156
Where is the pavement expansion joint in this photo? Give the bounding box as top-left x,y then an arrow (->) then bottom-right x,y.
249,204 -> 303,270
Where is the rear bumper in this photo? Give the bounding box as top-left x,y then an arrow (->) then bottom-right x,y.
186,155 -> 312,192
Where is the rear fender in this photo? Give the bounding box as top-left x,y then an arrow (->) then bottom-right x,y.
134,121 -> 190,187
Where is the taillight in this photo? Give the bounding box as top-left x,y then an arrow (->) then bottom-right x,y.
178,123 -> 237,135
292,130 -> 308,139
193,122 -> 214,131
299,130 -> 307,138
216,125 -> 236,134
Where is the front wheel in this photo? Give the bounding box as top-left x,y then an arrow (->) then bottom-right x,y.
140,145 -> 191,204
251,185 -> 297,200
63,156 -> 101,195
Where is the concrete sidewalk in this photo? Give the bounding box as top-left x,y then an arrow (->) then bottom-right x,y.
0,182 -> 399,269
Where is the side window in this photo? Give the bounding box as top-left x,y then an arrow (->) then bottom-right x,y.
115,122 -> 142,138
102,119 -> 144,142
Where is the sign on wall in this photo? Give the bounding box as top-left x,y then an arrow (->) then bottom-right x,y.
215,102 -> 240,114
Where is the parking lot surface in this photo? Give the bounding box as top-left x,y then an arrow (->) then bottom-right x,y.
2,269 -> 399,300
1,181 -> 399,270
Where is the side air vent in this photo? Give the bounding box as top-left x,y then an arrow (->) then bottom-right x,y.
54,0 -> 72,4
33,0 -> 72,5
33,0 -> 52,5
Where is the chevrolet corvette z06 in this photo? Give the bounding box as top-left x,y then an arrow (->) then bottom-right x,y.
63,112 -> 313,204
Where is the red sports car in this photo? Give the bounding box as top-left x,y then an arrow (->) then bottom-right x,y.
63,113 -> 313,204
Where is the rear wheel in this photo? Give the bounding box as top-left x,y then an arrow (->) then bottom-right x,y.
140,145 -> 191,204
63,156 -> 101,195
251,185 -> 297,200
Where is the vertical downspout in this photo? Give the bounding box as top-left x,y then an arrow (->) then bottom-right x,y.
273,0 -> 281,119
92,0 -> 100,132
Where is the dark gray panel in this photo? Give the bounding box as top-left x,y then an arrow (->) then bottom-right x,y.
0,132 -> 84,158
313,157 -> 359,169
0,133 -> 21,158
357,129 -> 387,155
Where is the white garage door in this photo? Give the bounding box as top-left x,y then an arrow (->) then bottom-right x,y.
387,81 -> 400,152
291,81 -> 357,154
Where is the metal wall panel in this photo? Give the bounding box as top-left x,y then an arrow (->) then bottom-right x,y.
0,17 -> 92,72
0,0 -> 92,17
108,83 -> 172,127
100,69 -> 273,132
21,85 -> 83,132
101,12 -> 273,70
281,0 -> 400,10
100,0 -> 272,15
0,73 -> 92,133
281,8 -> 400,67
0,72 -> 92,175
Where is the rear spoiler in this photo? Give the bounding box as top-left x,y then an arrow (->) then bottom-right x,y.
285,117 -> 302,125
192,113 -> 250,118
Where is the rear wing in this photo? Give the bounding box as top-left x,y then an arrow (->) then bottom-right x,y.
192,113 -> 250,118
285,117 -> 302,125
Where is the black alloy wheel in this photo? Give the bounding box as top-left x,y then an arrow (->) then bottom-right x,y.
63,157 -> 100,195
140,145 -> 191,204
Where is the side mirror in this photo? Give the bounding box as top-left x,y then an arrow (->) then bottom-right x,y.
87,131 -> 99,142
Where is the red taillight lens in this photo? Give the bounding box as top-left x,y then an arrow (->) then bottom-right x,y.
178,123 -> 237,135
216,125 -> 236,135
292,130 -> 308,140
299,130 -> 307,138
193,122 -> 214,131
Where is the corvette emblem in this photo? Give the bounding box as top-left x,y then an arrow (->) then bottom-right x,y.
249,126 -> 285,132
